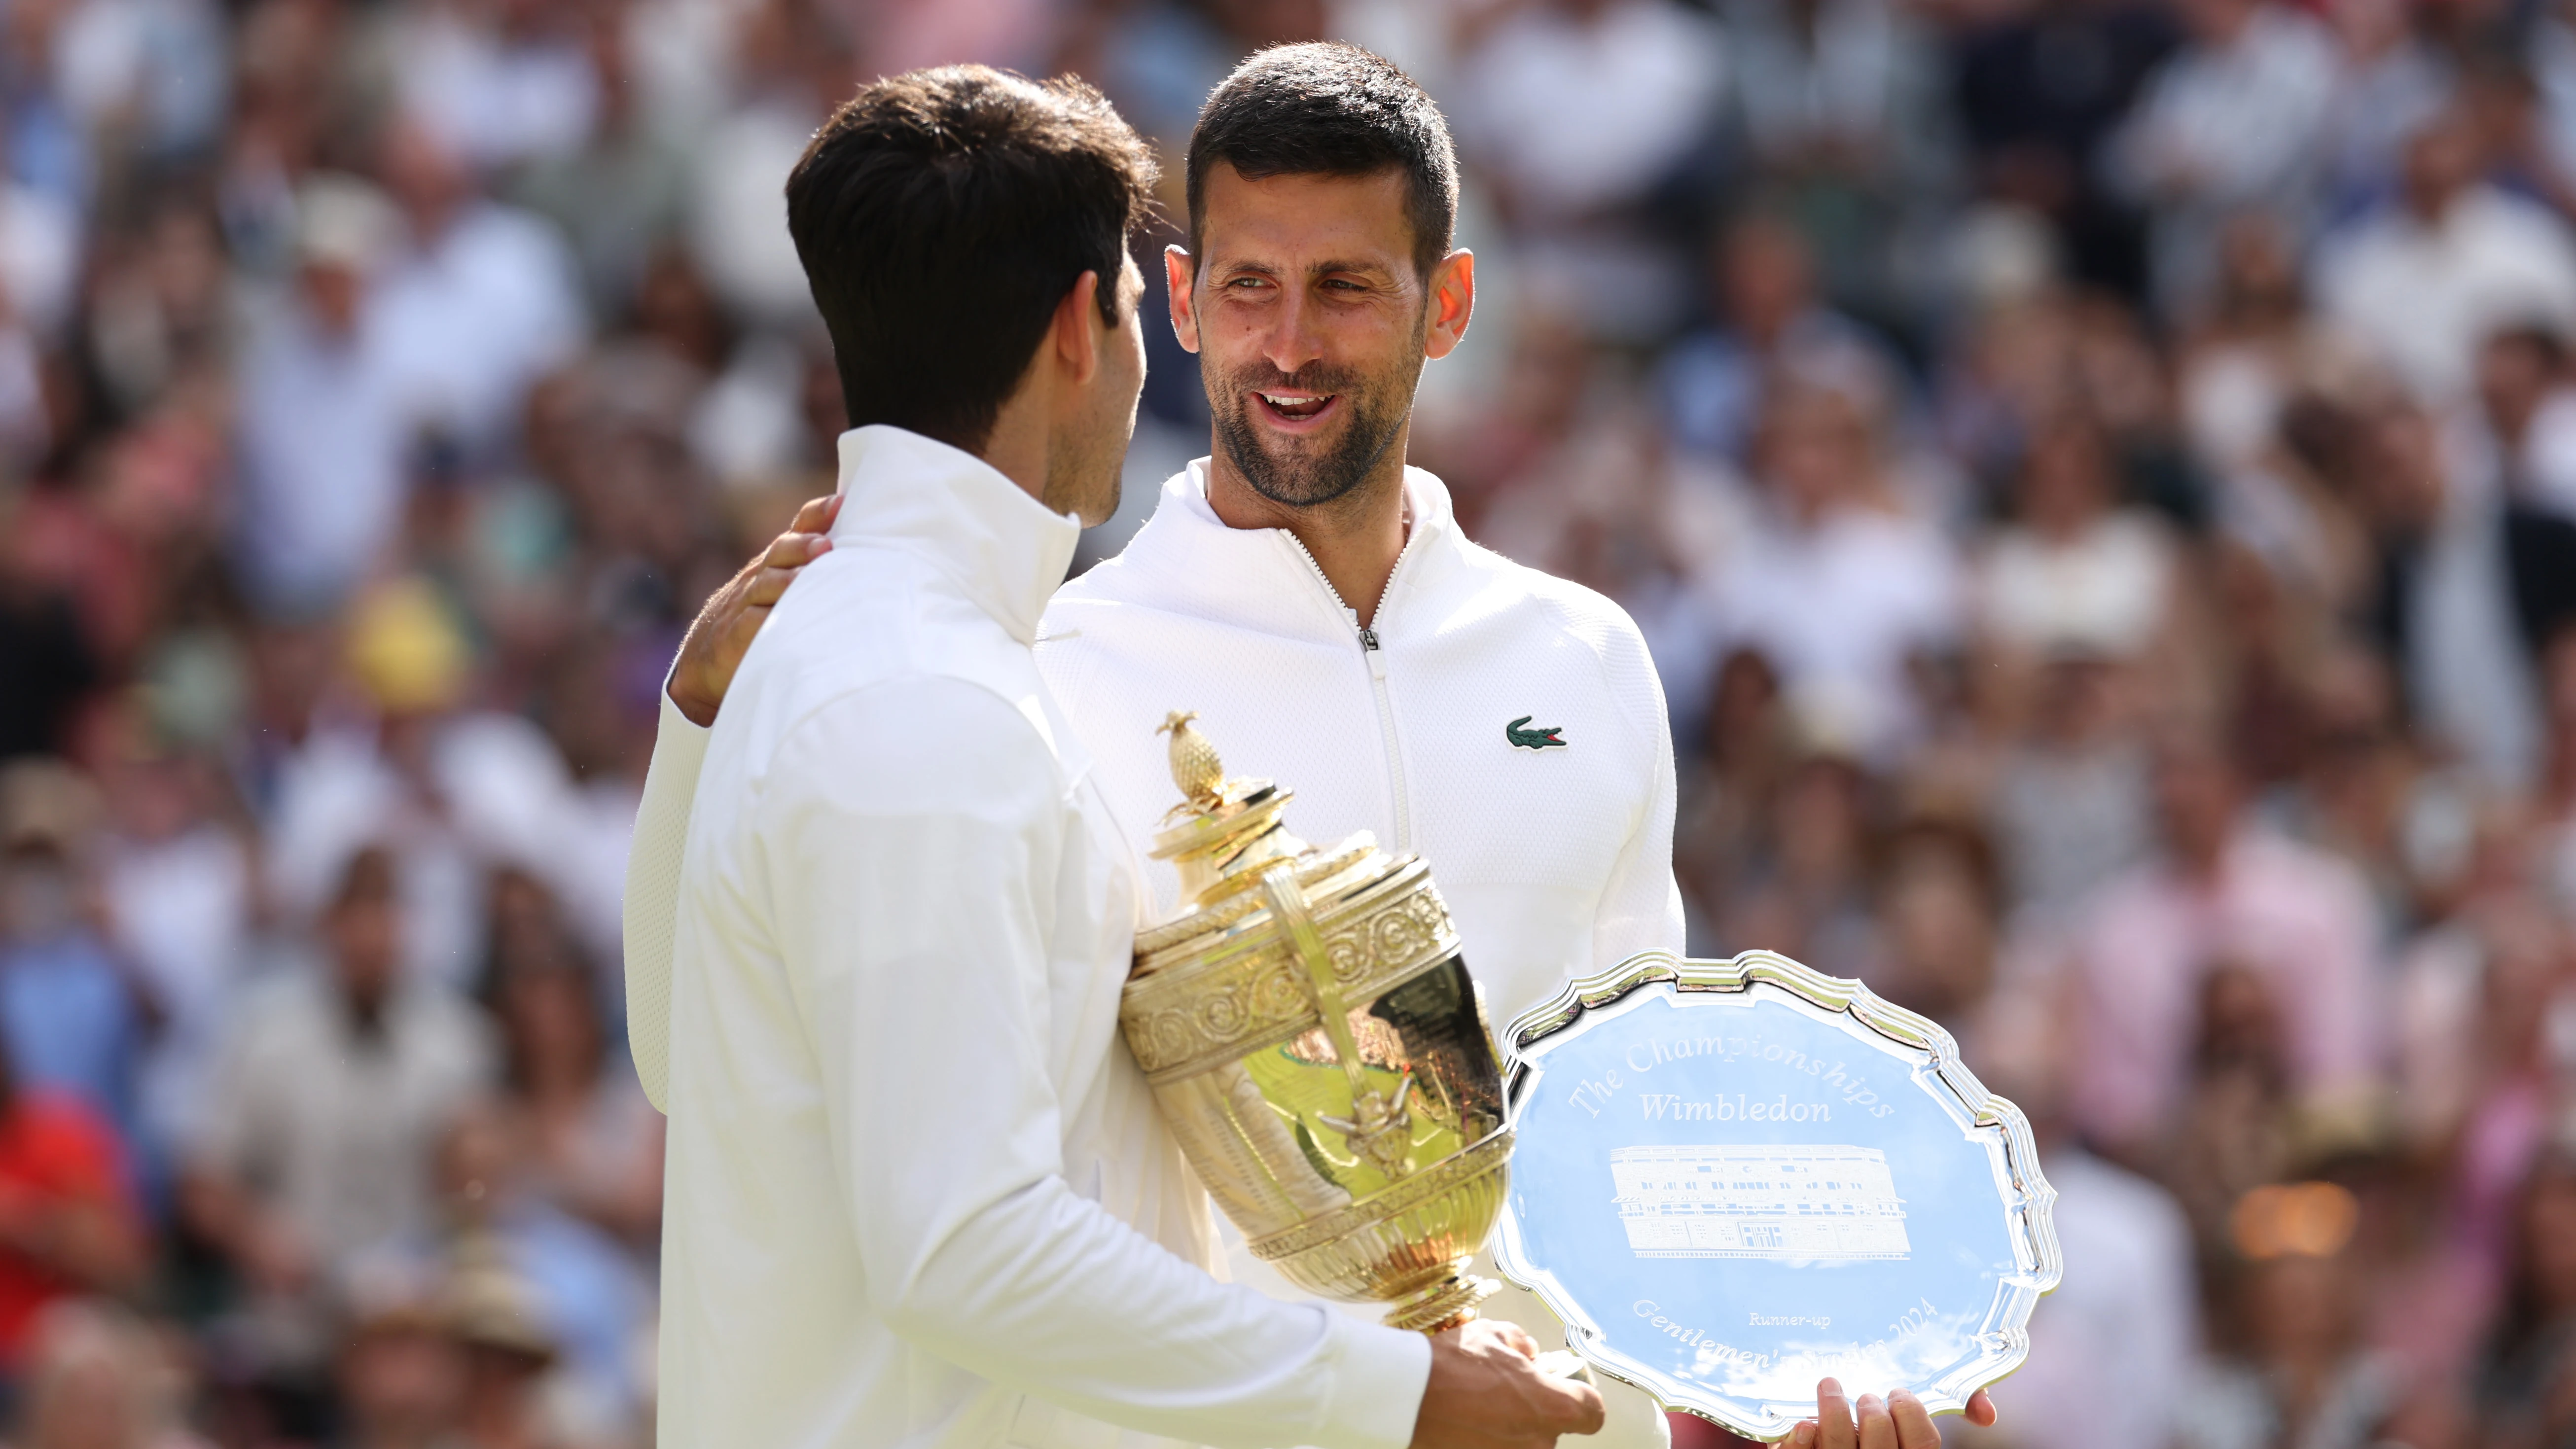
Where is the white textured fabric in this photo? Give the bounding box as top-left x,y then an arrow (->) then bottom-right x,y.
1040,462 -> 1684,1449
1038,460 -> 1686,1028
619,685 -> 704,1114
651,426 -> 1431,1449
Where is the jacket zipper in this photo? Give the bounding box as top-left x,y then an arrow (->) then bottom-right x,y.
1282,530 -> 1418,852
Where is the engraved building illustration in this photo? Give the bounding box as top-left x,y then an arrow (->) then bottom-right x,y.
1610,1144 -> 1912,1260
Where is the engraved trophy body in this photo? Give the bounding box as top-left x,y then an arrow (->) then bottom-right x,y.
1117,714 -> 1510,1332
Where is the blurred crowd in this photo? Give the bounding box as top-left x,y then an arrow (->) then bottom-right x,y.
0,0 -> 2575,1445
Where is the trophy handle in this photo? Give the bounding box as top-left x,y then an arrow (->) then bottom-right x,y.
1258,863 -> 1499,1333
1259,865 -> 1419,1182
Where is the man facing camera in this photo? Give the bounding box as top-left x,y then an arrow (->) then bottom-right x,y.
638,64 -> 1599,1449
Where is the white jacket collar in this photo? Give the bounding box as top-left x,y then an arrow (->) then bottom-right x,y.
827,425 -> 1078,645
1099,458 -> 1462,639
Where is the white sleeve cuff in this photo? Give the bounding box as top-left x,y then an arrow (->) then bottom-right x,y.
1315,1317 -> 1433,1449
657,675 -> 715,751
621,680 -> 718,1113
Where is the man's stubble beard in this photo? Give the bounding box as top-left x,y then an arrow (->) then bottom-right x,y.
1043,387 -> 1136,527
1210,354 -> 1421,511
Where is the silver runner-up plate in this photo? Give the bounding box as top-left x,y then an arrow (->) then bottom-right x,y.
1489,951 -> 2061,1440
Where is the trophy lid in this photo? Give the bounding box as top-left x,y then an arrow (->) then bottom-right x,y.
1133,712 -> 1405,972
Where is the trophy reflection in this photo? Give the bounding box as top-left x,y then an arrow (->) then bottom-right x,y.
1119,713 -> 1512,1333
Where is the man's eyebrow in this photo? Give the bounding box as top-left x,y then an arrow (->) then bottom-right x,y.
1205,254 -> 1402,283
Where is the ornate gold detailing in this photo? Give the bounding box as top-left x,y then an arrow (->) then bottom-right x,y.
1248,1129 -> 1512,1262
1158,710 -> 1226,811
1262,865 -> 1417,1180
1131,843 -> 1373,958
1120,716 -> 1513,1332
1122,864 -> 1460,1085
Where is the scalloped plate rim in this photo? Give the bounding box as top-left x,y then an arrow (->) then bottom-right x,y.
1488,949 -> 2065,1441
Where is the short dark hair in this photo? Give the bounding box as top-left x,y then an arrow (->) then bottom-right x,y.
1186,43 -> 1458,279
787,67 -> 1156,453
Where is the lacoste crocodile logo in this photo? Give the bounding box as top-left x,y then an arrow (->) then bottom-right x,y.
1505,716 -> 1567,750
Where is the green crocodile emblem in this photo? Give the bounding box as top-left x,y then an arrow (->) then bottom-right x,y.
1505,716 -> 1566,750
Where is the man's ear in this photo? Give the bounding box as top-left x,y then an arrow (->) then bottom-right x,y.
1165,244 -> 1201,355
1424,249 -> 1475,362
1053,269 -> 1105,385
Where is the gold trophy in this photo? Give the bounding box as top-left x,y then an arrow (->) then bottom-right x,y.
1120,713 -> 1510,1332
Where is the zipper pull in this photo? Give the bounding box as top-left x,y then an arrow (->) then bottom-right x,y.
1358,624 -> 1380,651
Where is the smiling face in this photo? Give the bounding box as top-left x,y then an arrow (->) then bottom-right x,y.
1172,164 -> 1470,511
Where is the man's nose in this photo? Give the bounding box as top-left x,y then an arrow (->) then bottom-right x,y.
1259,288 -> 1324,379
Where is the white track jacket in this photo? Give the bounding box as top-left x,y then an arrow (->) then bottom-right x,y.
642,427 -> 1431,1449
1034,460 -> 1684,1024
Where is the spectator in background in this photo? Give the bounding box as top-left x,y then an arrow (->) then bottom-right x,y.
332,1261 -> 464,1449
230,175 -> 410,614
1450,0 -> 1726,338
1987,646 -> 2157,924
508,16 -> 693,318
1709,371 -> 1962,763
0,1026 -> 144,1373
2318,0 -> 2451,216
2067,735 -> 2382,1160
1717,0 -> 1957,317
2413,900 -> 2573,1305
1706,735 -> 1880,973
684,0 -> 849,331
180,846 -> 491,1381
369,119 -> 586,460
0,767 -> 143,1178
0,525 -> 95,766
1973,409 -> 2179,667
2186,1235 -> 2402,1449
2478,322 -> 2576,518
1951,0 -> 2177,297
399,1106 -> 644,1448
88,706 -> 252,1184
438,1252 -> 566,1449
1658,211 -> 1900,463
2480,1145 -> 2576,1449
483,878 -> 659,1256
1863,818 -> 2004,1026
396,0 -> 601,175
2107,0 -> 2337,312
2318,104 -> 2576,406
1453,0 -> 1725,222
1676,647 -> 1790,953
2348,389 -> 2541,791
8,1299 -> 205,1449
1961,986 -> 2199,1449
2178,209 -> 2356,565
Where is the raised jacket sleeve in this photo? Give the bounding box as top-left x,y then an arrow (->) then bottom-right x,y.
622,688 -> 710,1113
762,678 -> 1430,1448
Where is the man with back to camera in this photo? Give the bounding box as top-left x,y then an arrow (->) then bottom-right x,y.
635,46 -> 1997,1449
641,63 -> 1602,1448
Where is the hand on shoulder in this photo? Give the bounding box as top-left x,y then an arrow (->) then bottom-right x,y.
668,493 -> 840,727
